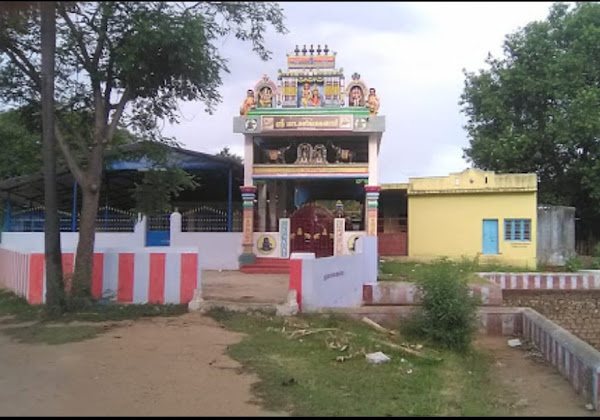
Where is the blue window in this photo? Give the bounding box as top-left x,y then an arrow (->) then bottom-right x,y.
504,219 -> 531,241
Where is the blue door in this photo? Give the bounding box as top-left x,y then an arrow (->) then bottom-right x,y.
482,219 -> 498,254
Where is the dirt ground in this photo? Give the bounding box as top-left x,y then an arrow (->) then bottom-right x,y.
202,270 -> 289,304
474,335 -> 599,417
0,270 -> 598,416
0,312 -> 285,417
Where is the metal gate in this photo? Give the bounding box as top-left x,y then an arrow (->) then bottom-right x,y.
146,214 -> 170,247
290,203 -> 334,258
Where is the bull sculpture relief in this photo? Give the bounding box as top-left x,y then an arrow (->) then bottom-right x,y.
327,140 -> 355,163
265,143 -> 292,163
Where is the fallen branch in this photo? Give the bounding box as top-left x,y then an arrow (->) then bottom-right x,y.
287,328 -> 340,339
361,317 -> 397,335
372,339 -> 442,362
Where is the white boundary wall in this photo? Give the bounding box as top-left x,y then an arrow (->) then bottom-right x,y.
290,236 -> 378,312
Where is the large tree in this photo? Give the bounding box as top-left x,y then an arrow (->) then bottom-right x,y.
40,1 -> 65,314
461,2 -> 600,250
0,2 -> 287,307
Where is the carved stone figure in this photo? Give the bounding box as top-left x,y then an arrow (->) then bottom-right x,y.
312,144 -> 327,164
366,87 -> 380,115
265,143 -> 292,163
295,143 -> 312,164
327,140 -> 355,163
239,89 -> 256,116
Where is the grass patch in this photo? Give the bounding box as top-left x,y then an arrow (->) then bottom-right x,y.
206,308 -> 507,417
55,302 -> 188,323
0,290 -> 44,322
3,324 -> 108,345
0,289 -> 187,344
379,257 -> 539,282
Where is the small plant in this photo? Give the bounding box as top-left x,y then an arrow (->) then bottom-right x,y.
402,259 -> 479,351
592,243 -> 600,258
565,255 -> 583,272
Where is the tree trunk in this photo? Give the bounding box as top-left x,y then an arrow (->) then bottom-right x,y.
69,185 -> 100,308
41,0 -> 65,315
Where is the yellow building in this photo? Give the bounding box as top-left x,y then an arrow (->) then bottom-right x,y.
380,168 -> 537,268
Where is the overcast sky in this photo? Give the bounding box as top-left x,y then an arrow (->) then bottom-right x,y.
162,1 -> 556,184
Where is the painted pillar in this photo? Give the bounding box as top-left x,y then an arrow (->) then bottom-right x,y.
240,185 -> 257,265
279,180 -> 288,218
169,211 -> 182,246
279,218 -> 290,258
334,217 -> 346,256
243,134 -> 254,187
365,186 -> 381,236
368,134 -> 379,185
268,180 -> 277,232
258,181 -> 267,232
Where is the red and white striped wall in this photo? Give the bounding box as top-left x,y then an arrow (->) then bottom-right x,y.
478,273 -> 600,290
0,248 -> 31,300
362,282 -> 503,306
0,247 -> 201,305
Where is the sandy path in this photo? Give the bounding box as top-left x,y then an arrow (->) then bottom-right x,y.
0,312 -> 285,417
474,335 -> 599,417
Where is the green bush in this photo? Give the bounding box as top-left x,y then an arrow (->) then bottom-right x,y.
402,259 -> 479,351
565,255 -> 583,272
593,243 -> 600,258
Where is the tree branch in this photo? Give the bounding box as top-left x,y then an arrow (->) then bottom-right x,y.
54,123 -> 86,185
91,4 -> 110,69
3,45 -> 41,90
106,88 -> 130,142
58,4 -> 92,70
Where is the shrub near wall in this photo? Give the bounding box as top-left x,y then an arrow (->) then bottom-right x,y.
403,259 -> 479,351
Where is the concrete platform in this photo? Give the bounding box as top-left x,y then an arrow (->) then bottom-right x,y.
201,270 -> 289,304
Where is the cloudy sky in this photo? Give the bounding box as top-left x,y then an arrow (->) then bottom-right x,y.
162,1 -> 555,184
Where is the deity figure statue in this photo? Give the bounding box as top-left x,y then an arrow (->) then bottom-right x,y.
301,82 -> 311,107
296,143 -> 312,164
312,144 -> 327,164
258,86 -> 273,108
239,89 -> 256,116
365,87 -> 380,115
307,85 -> 321,107
349,86 -> 364,107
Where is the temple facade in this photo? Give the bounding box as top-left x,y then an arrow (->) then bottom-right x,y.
233,44 -> 384,265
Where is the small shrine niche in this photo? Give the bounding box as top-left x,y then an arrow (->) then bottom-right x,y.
255,75 -> 278,108
346,73 -> 367,107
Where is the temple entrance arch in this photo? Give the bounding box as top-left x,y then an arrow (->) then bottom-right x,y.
290,203 -> 334,258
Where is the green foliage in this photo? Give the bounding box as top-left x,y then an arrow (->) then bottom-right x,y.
216,146 -> 243,165
403,259 -> 479,351
0,110 -> 42,178
565,255 -> 583,272
132,167 -> 198,217
0,2 -> 286,302
460,2 -> 600,241
380,257 -> 536,280
592,243 -> 600,258
0,288 -> 187,343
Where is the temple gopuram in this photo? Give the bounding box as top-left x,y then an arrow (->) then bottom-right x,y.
234,44 -> 386,266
